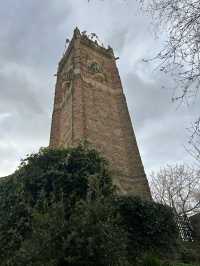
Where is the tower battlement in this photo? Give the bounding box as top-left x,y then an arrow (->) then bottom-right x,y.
58,28 -> 114,74
50,28 -> 151,199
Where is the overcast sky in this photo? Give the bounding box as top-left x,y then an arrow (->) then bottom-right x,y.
0,0 -> 199,178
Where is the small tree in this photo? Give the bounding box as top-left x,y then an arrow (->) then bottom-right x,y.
150,164 -> 200,216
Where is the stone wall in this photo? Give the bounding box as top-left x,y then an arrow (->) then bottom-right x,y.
49,28 -> 151,200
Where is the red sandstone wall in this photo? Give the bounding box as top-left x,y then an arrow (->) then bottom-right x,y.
49,29 -> 151,199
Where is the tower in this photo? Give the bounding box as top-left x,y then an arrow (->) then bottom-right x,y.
50,28 -> 151,200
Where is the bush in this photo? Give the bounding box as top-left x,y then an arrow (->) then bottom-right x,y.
0,146 -> 106,261
179,242 -> 200,265
0,144 -> 181,265
163,263 -> 198,266
138,254 -> 161,266
0,145 -> 128,265
114,196 -> 179,260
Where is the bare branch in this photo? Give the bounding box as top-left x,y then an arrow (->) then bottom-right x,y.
150,164 -> 200,216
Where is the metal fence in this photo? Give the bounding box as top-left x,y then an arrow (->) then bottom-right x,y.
176,214 -> 193,241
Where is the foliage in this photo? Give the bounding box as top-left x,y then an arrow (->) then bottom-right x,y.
140,254 -> 161,266
163,263 -> 198,266
179,242 -> 200,265
173,264 -> 198,266
114,196 -> 179,261
0,144 -> 183,265
0,144 -> 118,265
9,198 -> 129,266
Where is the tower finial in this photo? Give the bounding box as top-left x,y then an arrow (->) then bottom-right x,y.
107,45 -> 114,57
74,27 -> 81,39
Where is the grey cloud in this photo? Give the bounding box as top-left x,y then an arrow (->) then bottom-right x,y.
0,0 -> 71,176
107,27 -> 129,54
0,67 -> 43,114
0,0 -> 72,67
123,69 -> 198,174
0,0 -> 198,177
124,71 -> 173,124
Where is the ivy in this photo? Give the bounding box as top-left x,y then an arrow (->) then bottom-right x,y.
0,144 -> 180,265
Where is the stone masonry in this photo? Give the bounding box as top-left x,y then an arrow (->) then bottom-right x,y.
49,28 -> 151,200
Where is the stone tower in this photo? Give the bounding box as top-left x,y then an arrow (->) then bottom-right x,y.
50,28 -> 151,200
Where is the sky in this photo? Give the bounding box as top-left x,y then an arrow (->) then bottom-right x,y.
0,0 -> 199,178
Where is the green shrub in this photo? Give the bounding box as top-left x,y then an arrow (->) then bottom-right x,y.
114,196 -> 179,260
0,145 -> 184,265
179,242 -> 200,265
154,260 -> 197,266
0,145 -> 117,265
141,254 -> 161,266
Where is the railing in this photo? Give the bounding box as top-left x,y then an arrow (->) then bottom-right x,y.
176,214 -> 193,241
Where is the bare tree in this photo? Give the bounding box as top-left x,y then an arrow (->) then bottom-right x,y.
143,0 -> 200,101
142,0 -> 200,161
90,0 -> 200,92
150,164 -> 200,216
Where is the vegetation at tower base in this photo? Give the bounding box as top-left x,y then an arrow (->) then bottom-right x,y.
114,196 -> 179,260
0,144 -> 194,266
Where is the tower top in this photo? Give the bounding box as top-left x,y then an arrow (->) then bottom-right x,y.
73,27 -> 81,39
73,27 -> 114,55
58,28 -> 115,73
